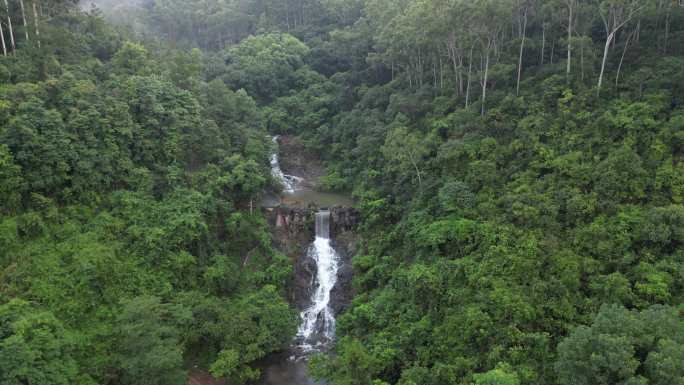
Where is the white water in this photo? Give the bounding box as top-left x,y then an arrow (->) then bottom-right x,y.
271,136 -> 303,193
296,210 -> 340,353
268,136 -> 341,356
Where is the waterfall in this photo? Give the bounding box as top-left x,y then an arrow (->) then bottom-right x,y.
296,210 -> 340,353
271,136 -> 302,193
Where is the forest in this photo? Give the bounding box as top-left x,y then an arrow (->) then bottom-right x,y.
0,0 -> 683,384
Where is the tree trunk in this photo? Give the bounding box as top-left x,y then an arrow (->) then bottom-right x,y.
4,0 -> 15,52
635,18 -> 640,43
19,0 -> 29,41
285,0 -> 291,30
449,41 -> 461,96
597,31 -> 616,96
458,54 -> 463,95
410,155 -> 422,189
465,44 -> 473,108
433,61 -> 437,90
439,55 -> 444,90
482,44 -> 490,117
418,50 -> 423,87
580,36 -> 585,82
516,10 -> 527,96
597,2 -> 644,95
663,5 -> 670,54
32,0 -> 40,48
540,23 -> 545,65
0,22 -> 6,56
616,30 -> 635,90
566,2 -> 572,80
408,66 -> 413,88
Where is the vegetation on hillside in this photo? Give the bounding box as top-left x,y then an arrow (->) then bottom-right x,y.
1,0 -> 683,384
0,3 -> 298,385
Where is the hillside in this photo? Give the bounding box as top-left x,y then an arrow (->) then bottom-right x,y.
1,1 -> 684,385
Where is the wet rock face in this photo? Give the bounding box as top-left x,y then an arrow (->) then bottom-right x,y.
266,205 -> 360,315
330,232 -> 356,315
277,136 -> 325,183
272,207 -> 315,240
265,206 -> 315,307
330,207 -> 361,238
292,244 -> 317,309
329,207 -> 360,315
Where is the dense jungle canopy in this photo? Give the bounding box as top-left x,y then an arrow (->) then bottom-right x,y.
0,0 -> 683,384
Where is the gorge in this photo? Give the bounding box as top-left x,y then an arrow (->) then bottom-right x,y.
255,136 -> 357,385
3,2 -> 684,385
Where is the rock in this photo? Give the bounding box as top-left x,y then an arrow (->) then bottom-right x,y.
330,230 -> 356,315
292,245 -> 317,309
330,207 -> 360,237
277,136 -> 325,183
265,205 -> 360,316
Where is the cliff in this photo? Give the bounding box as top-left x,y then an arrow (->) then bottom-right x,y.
265,205 -> 359,315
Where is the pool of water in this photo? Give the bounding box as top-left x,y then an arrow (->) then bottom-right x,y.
281,189 -> 355,208
255,353 -> 323,385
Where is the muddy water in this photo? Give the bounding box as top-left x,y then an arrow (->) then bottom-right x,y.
281,189 -> 355,208
258,136 -> 353,385
254,353 -> 323,385
254,211 -> 341,385
261,186 -> 354,209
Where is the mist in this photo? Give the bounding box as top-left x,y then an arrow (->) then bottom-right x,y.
79,0 -> 150,12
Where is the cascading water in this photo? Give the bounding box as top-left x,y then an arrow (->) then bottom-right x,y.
258,137 -> 346,384
271,136 -> 302,193
295,210 -> 340,354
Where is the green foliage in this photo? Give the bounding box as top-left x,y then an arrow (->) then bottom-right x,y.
0,7 -> 294,385
473,363 -> 521,385
0,145 -> 24,213
113,296 -> 190,385
209,285 -> 298,384
111,42 -> 151,75
224,33 -> 311,102
556,304 -> 684,385
0,300 -> 80,385
3,0 -> 684,384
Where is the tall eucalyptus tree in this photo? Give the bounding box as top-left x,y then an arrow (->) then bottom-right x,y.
596,0 -> 647,95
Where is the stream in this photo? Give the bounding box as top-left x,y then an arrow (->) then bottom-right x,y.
267,136 -> 354,208
256,137 -> 349,385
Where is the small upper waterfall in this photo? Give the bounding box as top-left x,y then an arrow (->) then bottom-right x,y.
271,136 -> 302,193
295,210 -> 340,353
268,134 -> 343,358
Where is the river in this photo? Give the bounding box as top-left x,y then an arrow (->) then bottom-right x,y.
256,136 -> 349,385
268,136 -> 354,208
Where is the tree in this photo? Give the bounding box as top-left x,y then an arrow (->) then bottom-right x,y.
516,0 -> 533,95
223,33 -> 310,102
556,304 -> 684,385
473,0 -> 511,115
0,98 -> 74,198
0,300 -> 80,385
19,0 -> 29,42
382,124 -> 427,188
210,286 -> 298,385
0,16 -> 6,55
0,145 -> 24,213
32,0 -> 40,48
112,41 -> 150,75
438,180 -> 475,213
562,0 -> 578,80
597,0 -> 647,95
3,0 -> 15,52
473,363 -> 520,385
113,296 -> 190,385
